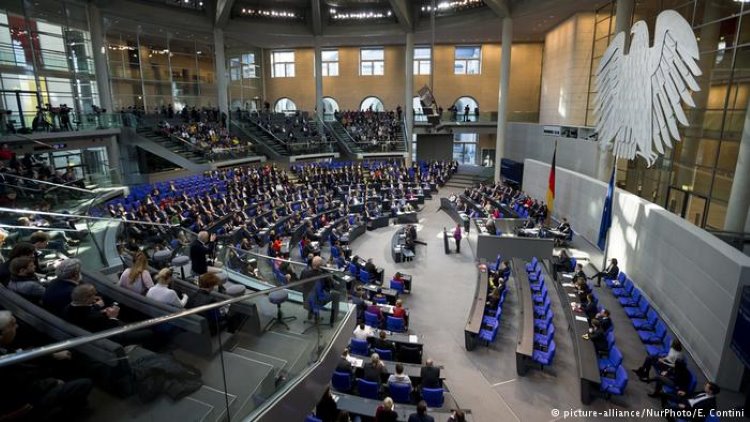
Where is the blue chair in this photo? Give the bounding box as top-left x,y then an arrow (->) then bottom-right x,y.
390,279 -> 405,294
568,257 -> 577,272
483,306 -> 502,327
305,415 -> 323,422
534,297 -> 551,318
350,338 -> 370,356
533,323 -> 555,347
612,278 -> 633,297
598,346 -> 624,375
525,257 -> 538,273
359,269 -> 371,283
632,308 -> 659,331
530,276 -> 545,293
357,378 -> 379,399
364,311 -> 381,328
624,296 -> 650,319
606,272 -> 627,289
331,246 -> 341,259
373,347 -> 393,361
646,335 -> 673,358
600,365 -> 628,396
619,288 -> 641,307
532,339 -> 556,368
388,382 -> 411,404
374,296 -> 388,305
331,370 -> 353,392
534,312 -> 553,334
638,320 -> 667,344
529,268 -> 542,282
479,324 -> 499,345
386,316 -> 406,333
348,262 -> 359,278
532,285 -> 548,304
422,388 -> 444,408
605,331 -> 616,351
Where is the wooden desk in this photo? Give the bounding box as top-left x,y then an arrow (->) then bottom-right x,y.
554,266 -> 602,404
464,262 -> 489,351
512,258 -> 535,376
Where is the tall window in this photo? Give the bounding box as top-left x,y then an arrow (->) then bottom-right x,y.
322,49 -> 339,76
360,48 -> 384,76
414,47 -> 431,75
229,53 -> 257,80
271,50 -> 295,78
454,46 -> 481,75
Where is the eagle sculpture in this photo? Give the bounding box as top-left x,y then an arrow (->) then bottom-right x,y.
595,10 -> 701,166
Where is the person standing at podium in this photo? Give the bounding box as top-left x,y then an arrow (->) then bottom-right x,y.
453,224 -> 462,253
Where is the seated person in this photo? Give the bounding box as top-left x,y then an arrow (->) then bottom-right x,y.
372,330 -> 396,356
63,284 -> 154,346
594,309 -> 613,332
8,256 -> 45,303
352,321 -> 373,340
363,353 -> 388,385
420,359 -> 441,389
364,258 -> 378,280
553,249 -> 573,274
0,311 -> 93,420
0,242 -> 36,286
42,258 -> 82,316
147,268 -> 188,308
118,251 -> 154,296
186,272 -> 246,335
633,339 -> 683,381
336,348 -> 353,373
387,363 -> 412,390
392,299 -> 407,319
647,358 -> 691,398
584,319 -> 608,356
375,397 -> 398,422
579,293 -> 598,321
590,258 -> 619,287
661,381 -> 719,418
366,301 -> 385,325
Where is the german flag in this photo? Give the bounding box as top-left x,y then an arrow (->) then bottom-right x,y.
546,143 -> 557,219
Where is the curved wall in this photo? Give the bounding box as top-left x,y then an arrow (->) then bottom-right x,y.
523,158 -> 750,390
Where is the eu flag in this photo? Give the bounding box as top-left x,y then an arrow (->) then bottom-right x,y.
597,165 -> 615,250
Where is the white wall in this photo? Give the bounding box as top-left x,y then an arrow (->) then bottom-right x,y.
523,159 -> 750,389
506,123 -> 599,178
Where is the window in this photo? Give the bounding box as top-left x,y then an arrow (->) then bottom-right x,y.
454,46 -> 481,75
360,96 -> 384,112
274,97 -> 297,113
242,53 -> 257,78
322,97 -> 339,114
271,50 -> 295,78
322,49 -> 339,76
360,48 -> 384,76
453,97 -> 479,121
414,47 -> 431,75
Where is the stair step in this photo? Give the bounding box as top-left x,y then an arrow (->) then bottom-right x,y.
232,347 -> 289,376
189,386 -> 238,422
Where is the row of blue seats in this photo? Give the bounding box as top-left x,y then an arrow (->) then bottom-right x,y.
526,258 -> 556,368
331,373 -> 445,408
511,203 -> 530,219
605,272 -> 701,399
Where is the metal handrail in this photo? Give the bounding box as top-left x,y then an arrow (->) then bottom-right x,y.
229,246 -> 346,273
0,171 -> 94,194
318,116 -> 356,155
0,207 -> 179,228
0,271 -> 334,368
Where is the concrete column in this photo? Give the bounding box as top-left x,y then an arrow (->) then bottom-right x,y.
213,28 -> 229,116
596,0 -> 634,182
87,4 -> 113,112
724,96 -> 750,233
314,37 -> 324,121
494,17 -> 512,182
404,32 -> 414,166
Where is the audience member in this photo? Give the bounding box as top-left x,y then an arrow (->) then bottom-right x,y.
8,256 -> 45,302
387,363 -> 412,389
373,330 -> 396,356
42,258 -> 82,315
408,400 -> 435,422
662,381 -> 719,422
633,338 -> 683,382
315,386 -> 339,422
591,258 -> 619,287
375,397 -> 398,422
146,268 -> 188,308
353,322 -> 373,340
118,251 -> 154,295
363,353 -> 387,385
186,272 -> 245,335
420,358 -> 441,389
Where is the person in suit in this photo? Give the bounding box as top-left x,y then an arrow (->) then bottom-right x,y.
363,353 -> 388,385
453,224 -> 462,253
573,263 -> 587,282
591,258 -> 619,287
336,348 -> 353,373
586,319 -> 609,356
581,293 -> 599,321
594,309 -> 613,332
634,339 -> 684,381
648,358 -> 691,398
408,401 -> 435,422
375,397 -> 398,422
190,230 -> 218,275
41,258 -> 81,316
420,359 -> 441,389
373,328 -> 395,349
662,382 -> 719,422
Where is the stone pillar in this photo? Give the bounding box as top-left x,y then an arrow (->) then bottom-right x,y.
724,96 -> 750,233
87,4 -> 113,112
494,17 -> 512,182
404,32 -> 414,166
213,28 -> 229,116
314,37 -> 324,121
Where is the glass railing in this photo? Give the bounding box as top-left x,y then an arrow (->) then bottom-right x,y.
414,110 -> 539,124
1,112 -> 123,136
0,262 -> 354,422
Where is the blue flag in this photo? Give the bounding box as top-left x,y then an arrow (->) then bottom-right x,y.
597,165 -> 615,250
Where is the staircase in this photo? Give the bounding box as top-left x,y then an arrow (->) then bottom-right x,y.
136,127 -> 209,165
122,127 -> 210,173
443,165 -> 494,191
231,121 -> 290,161
326,120 -> 362,158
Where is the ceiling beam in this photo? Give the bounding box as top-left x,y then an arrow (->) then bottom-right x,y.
311,0 -> 323,35
215,0 -> 236,27
388,0 -> 413,32
484,0 -> 511,18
